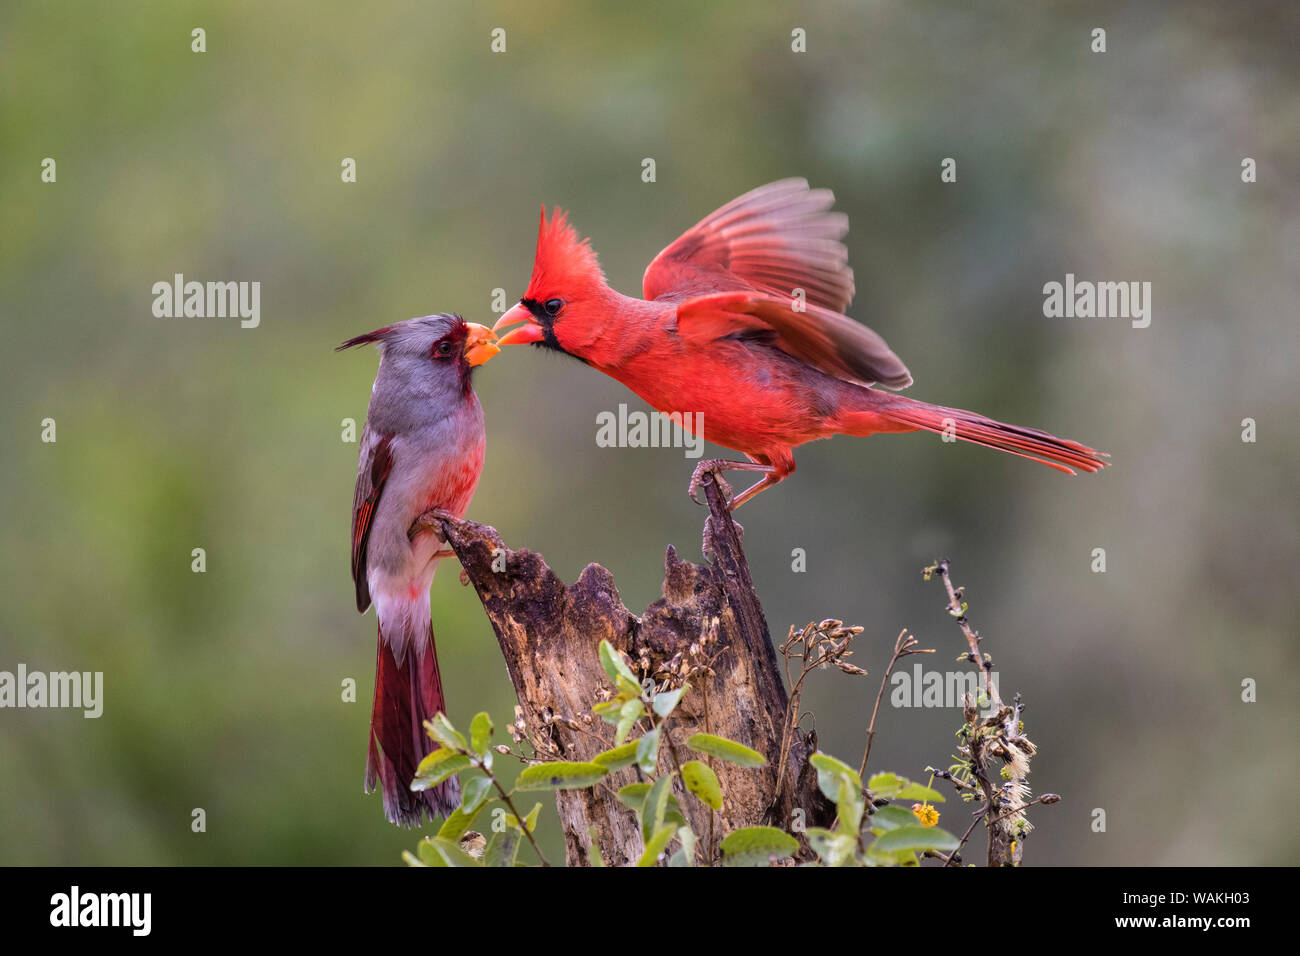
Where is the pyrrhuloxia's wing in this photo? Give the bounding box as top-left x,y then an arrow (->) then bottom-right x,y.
674,290 -> 913,390
350,429 -> 394,612
643,179 -> 855,313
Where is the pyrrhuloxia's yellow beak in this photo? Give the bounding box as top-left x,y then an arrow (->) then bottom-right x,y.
463,323 -> 501,366
492,303 -> 545,346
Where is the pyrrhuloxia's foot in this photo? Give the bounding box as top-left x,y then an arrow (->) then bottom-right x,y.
430,547 -> 467,581
408,507 -> 460,543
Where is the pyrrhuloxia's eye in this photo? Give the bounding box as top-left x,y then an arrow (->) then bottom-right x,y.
544,298 -> 564,316
435,340 -> 453,357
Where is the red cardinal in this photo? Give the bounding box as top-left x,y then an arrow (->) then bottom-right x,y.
494,179 -> 1106,509
338,314 -> 500,826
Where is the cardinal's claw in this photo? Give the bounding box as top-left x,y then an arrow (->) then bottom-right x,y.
688,459 -> 735,507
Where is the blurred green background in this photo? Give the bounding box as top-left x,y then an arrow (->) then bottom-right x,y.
2,0 -> 1297,865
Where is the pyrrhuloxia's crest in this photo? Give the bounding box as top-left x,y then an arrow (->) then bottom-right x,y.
336,325 -> 396,351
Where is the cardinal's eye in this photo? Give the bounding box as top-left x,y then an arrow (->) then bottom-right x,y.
435,340 -> 453,357
544,298 -> 564,317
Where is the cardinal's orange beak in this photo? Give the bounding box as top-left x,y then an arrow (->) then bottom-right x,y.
493,303 -> 546,346
463,323 -> 501,367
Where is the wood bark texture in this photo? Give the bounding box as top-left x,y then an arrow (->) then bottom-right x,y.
434,475 -> 832,865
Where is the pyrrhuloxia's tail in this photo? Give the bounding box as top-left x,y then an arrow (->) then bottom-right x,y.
365,623 -> 459,826
839,393 -> 1109,475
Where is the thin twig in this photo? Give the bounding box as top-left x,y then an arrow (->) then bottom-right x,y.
987,793 -> 1058,827
859,629 -> 934,777
488,775 -> 549,867
930,559 -> 1001,709
701,680 -> 715,866
777,620 -> 865,805
941,804 -> 989,868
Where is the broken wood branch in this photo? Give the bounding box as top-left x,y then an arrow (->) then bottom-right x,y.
424,474 -> 832,866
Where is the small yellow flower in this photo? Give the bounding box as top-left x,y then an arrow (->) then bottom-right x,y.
911,803 -> 939,827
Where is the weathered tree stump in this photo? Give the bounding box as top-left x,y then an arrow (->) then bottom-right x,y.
431,475 -> 832,866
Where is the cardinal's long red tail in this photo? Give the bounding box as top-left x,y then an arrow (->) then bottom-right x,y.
840,393 -> 1108,475
365,625 -> 459,826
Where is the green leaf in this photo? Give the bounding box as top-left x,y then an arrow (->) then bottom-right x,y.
810,752 -> 863,791
593,698 -> 624,720
411,751 -> 471,789
806,827 -> 858,867
415,745 -> 463,776
615,698 -> 644,745
422,835 -> 480,867
438,806 -> 477,841
424,713 -> 468,752
838,789 -> 866,835
459,775 -> 493,815
663,795 -> 687,829
615,783 -> 685,830
871,825 -> 961,854
414,838 -> 442,867
867,772 -> 903,797
401,849 -> 428,868
810,752 -> 865,832
504,802 -> 542,833
652,683 -> 688,718
685,733 -> 767,767
616,782 -> 651,812
484,827 -> 521,868
515,761 -> 609,791
635,726 -> 661,773
681,760 -> 722,810
641,773 -> 674,840
593,741 -> 639,770
669,826 -> 696,867
638,824 -> 677,867
469,712 -> 494,756
720,826 -> 798,867
864,839 -> 921,867
895,782 -> 946,803
599,640 -> 642,697
868,805 -> 918,832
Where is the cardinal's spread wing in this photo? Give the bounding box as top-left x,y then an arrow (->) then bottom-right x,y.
643,178 -> 855,312
350,430 -> 394,612
646,179 -> 910,389
674,291 -> 912,390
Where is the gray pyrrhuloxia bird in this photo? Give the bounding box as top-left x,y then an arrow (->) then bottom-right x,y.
338,314 -> 500,826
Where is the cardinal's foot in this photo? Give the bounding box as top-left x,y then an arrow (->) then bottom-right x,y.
688,459 -> 736,507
